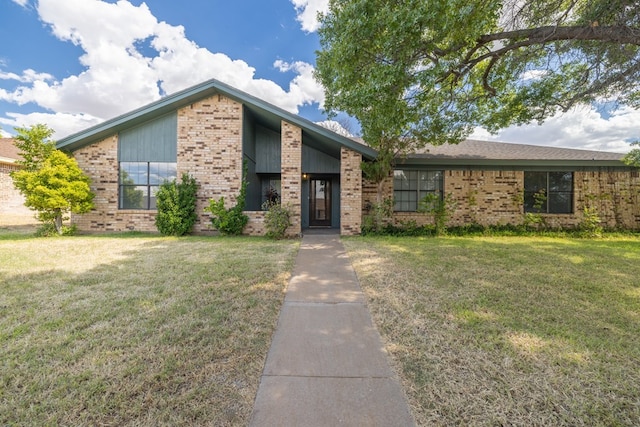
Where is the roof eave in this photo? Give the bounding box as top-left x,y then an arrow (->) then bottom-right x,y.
396,157 -> 627,168
56,78 -> 378,160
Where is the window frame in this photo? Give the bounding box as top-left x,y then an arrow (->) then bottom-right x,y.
119,161 -> 177,210
524,171 -> 574,214
393,169 -> 444,212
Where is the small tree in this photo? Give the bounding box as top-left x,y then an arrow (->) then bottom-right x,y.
155,173 -> 198,236
11,150 -> 94,234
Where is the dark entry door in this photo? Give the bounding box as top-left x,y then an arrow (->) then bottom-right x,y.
309,179 -> 331,226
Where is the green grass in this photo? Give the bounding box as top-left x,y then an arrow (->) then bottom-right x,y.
0,230 -> 299,426
344,235 -> 640,426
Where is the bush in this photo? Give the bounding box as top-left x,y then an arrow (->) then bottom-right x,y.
205,166 -> 248,236
262,201 -> 292,239
155,173 -> 198,236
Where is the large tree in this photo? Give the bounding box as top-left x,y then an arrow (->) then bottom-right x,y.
316,0 -> 640,153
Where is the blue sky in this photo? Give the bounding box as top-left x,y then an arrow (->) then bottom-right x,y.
0,0 -> 637,152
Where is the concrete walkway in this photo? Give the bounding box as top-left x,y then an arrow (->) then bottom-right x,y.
249,234 -> 416,426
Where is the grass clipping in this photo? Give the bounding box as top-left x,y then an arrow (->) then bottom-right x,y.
0,233 -> 298,426
344,235 -> 640,426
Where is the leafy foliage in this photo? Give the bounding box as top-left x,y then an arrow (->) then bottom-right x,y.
155,173 -> 198,236
418,193 -> 456,235
316,0 -> 640,152
12,151 -> 94,234
11,124 -> 55,172
262,201 -> 292,239
623,141 -> 640,167
205,165 -> 249,236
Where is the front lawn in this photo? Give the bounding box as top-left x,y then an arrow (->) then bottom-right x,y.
344,235 -> 640,426
0,231 -> 298,426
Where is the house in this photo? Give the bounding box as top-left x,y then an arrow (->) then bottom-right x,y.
365,140 -> 640,230
56,78 -> 640,234
0,138 -> 32,218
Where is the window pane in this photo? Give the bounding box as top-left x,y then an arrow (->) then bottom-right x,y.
149,162 -> 177,185
120,185 -> 147,209
120,162 -> 147,185
548,192 -> 572,213
549,172 -> 572,192
524,191 -> 547,213
393,170 -> 408,190
524,172 -> 546,192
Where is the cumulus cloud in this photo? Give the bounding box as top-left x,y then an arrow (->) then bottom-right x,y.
0,111 -> 102,139
0,0 -> 325,138
470,105 -> 638,153
291,0 -> 329,32
11,0 -> 30,7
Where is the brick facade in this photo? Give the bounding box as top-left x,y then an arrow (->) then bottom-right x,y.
340,147 -> 362,235
0,162 -> 31,215
72,95 -> 245,233
177,95 -> 244,233
363,169 -> 640,230
280,121 -> 302,237
71,135 -> 159,232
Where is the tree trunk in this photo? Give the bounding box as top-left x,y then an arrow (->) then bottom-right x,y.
54,210 -> 63,235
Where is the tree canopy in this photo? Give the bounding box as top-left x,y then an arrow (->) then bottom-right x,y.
315,0 -> 640,153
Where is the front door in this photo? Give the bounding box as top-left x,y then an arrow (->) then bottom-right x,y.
309,179 -> 331,226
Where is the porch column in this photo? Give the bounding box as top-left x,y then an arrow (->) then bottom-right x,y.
340,147 -> 362,235
281,121 -> 302,236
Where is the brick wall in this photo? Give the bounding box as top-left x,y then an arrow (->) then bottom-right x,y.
363,168 -> 640,230
71,135 -> 158,232
72,94 -> 245,233
340,147 -> 362,235
177,94 -> 243,233
0,162 -> 31,215
281,121 -> 302,236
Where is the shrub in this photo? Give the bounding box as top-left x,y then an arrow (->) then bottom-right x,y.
262,201 -> 292,239
205,166 -> 248,236
155,173 -> 198,236
579,206 -> 603,238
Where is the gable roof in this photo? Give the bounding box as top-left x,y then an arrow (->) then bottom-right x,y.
398,139 -> 627,168
56,78 -> 378,160
0,138 -> 20,164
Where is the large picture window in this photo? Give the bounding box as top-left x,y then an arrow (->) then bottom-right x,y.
393,170 -> 443,212
524,171 -> 573,214
119,162 -> 177,209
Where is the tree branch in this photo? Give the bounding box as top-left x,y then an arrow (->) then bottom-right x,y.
479,25 -> 640,46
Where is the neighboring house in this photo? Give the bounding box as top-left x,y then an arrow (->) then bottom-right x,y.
366,140 -> 640,230
0,138 -> 31,216
56,78 -> 640,235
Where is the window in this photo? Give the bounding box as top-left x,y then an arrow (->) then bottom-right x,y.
393,170 -> 443,212
524,171 -> 573,214
119,162 -> 177,209
261,176 -> 281,207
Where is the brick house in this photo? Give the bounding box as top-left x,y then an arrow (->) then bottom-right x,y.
56,79 -> 640,234
0,138 -> 32,218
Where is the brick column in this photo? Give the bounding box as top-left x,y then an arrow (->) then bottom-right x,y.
340,147 -> 362,235
281,121 -> 302,236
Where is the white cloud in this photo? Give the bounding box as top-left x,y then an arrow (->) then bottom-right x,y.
291,0 -> 329,32
470,105 -> 638,153
0,0 -> 326,138
0,111 -> 102,139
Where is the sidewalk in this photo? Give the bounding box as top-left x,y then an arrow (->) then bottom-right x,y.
249,234 -> 416,426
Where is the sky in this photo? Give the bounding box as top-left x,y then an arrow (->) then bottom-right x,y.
0,0 -> 637,153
